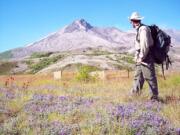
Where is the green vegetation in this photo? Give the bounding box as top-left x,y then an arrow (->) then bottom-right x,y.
86,50 -> 113,56
0,51 -> 13,60
121,55 -> 134,64
29,55 -> 64,73
75,65 -> 99,82
25,60 -> 34,67
30,52 -> 53,58
115,54 -> 135,64
30,58 -> 53,73
0,61 -> 17,75
170,75 -> 180,86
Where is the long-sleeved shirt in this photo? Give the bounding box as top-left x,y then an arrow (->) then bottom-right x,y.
134,25 -> 154,62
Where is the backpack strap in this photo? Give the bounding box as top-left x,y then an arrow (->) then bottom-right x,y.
161,55 -> 172,80
136,24 -> 145,43
165,55 -> 172,70
161,64 -> 166,80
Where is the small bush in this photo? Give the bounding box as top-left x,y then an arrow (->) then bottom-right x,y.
75,65 -> 98,82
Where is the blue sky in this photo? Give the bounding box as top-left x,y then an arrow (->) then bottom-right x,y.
0,0 -> 180,52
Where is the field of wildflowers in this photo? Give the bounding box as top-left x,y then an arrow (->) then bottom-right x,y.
0,72 -> 179,135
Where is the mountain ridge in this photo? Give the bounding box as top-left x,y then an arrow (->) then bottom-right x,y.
0,19 -> 180,60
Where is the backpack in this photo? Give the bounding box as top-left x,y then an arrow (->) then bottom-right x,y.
149,25 -> 171,66
149,25 -> 172,79
137,24 -> 172,79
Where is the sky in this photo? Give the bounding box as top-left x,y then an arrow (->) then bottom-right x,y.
0,0 -> 180,52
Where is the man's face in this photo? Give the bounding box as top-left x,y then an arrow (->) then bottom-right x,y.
130,20 -> 136,28
130,20 -> 140,29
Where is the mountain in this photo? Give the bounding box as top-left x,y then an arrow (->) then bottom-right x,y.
1,19 -> 180,59
0,19 -> 180,74
164,29 -> 180,46
1,19 -> 135,59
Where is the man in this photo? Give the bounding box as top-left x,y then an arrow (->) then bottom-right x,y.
129,12 -> 159,101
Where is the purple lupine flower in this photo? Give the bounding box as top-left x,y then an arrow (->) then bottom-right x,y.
143,101 -> 162,112
33,94 -> 53,101
32,94 -> 43,101
57,96 -> 68,101
112,103 -> 137,121
176,128 -> 180,135
5,92 -> 15,99
110,101 -> 176,134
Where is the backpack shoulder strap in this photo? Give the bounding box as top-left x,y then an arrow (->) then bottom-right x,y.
161,64 -> 166,80
166,55 -> 172,70
136,24 -> 145,42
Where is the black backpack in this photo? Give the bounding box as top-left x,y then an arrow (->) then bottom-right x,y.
149,25 -> 172,79
149,25 -> 171,66
137,24 -> 172,79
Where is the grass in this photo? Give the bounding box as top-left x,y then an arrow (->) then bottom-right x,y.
0,72 -> 179,134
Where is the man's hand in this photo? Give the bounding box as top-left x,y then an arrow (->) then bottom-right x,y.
136,58 -> 142,63
133,57 -> 137,62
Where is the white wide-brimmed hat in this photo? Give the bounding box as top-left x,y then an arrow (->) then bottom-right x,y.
129,12 -> 144,20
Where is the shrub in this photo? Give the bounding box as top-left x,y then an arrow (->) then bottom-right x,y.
75,65 -> 98,82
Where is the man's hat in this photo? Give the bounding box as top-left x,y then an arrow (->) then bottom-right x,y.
129,12 -> 144,20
